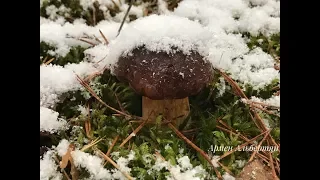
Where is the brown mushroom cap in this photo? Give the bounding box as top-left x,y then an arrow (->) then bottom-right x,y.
113,46 -> 214,100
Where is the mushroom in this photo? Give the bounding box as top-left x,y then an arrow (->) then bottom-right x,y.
113,46 -> 213,126
102,14 -> 214,126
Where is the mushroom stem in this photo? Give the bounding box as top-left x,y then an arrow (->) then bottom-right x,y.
142,96 -> 190,126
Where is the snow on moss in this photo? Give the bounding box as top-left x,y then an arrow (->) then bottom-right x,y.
238,7 -> 280,36
222,172 -> 235,180
172,0 -> 280,88
111,151 -> 135,180
40,107 -> 67,133
228,48 -> 279,89
113,3 -> 145,22
40,150 -> 63,180
173,0 -> 279,36
40,19 -> 121,57
40,62 -> 98,108
83,43 -> 109,64
56,139 -> 70,156
173,0 -> 246,33
72,150 -> 113,179
243,95 -> 280,107
151,155 -> 208,180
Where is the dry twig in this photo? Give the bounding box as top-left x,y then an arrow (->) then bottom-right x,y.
168,123 -> 222,180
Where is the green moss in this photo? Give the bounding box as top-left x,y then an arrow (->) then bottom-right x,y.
245,33 -> 280,58
40,42 -> 86,66
41,1 -> 280,178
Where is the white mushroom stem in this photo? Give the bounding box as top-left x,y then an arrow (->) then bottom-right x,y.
142,96 -> 190,127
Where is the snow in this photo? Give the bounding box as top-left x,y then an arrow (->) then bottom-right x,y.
80,0 -> 145,23
40,0 -> 280,178
238,7 -> 280,36
111,151 -> 135,179
40,150 -> 63,180
142,154 -> 153,165
235,160 -> 246,168
83,43 -> 109,63
113,3 -> 145,22
56,139 -> 70,157
157,0 -> 170,14
151,156 -> 208,180
77,105 -> 89,116
177,156 -> 193,170
72,150 -> 113,179
173,0 -> 280,36
40,107 -> 67,133
174,0 -> 245,34
211,155 -> 221,168
168,156 -> 208,180
79,0 -> 95,10
172,0 -> 280,88
243,95 -> 280,107
222,172 -> 235,180
41,0 -> 280,89
40,19 -> 121,57
217,77 -> 226,97
228,48 -> 279,88
105,14 -> 213,73
40,62 -> 98,108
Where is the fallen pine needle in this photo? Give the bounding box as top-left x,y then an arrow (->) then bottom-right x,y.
99,29 -> 109,44
268,141 -> 279,180
219,130 -> 270,160
168,123 -> 222,180
81,137 -> 103,152
95,148 -> 133,180
154,151 -> 178,180
76,74 -> 132,118
79,38 -> 98,46
84,104 -> 92,138
248,129 -> 271,162
44,58 -> 55,65
104,135 -> 119,166
217,161 -> 234,176
216,125 -> 276,168
93,35 -> 102,43
217,69 -> 279,152
250,103 -> 280,117
120,120 -> 147,147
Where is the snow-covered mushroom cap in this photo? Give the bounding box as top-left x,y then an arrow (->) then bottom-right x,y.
106,15 -> 214,100
114,46 -> 213,100
105,14 -> 213,71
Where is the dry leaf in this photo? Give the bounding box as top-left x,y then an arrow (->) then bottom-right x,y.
60,144 -> 75,169
69,155 -> 79,180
